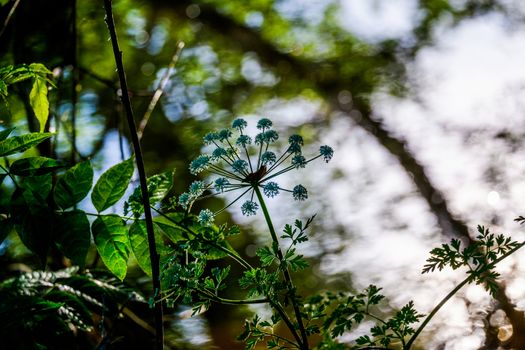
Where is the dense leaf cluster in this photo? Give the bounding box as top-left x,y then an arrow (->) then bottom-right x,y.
423,225 -> 522,295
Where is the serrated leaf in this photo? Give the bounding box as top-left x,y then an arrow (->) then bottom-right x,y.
125,170 -> 174,217
128,220 -> 164,276
0,80 -> 6,97
29,77 -> 49,132
289,255 -> 309,271
91,215 -> 129,280
54,160 -> 93,209
0,132 -> 53,157
10,156 -> 64,176
54,210 -> 90,268
91,158 -> 134,212
256,246 -> 275,266
3,65 -> 32,84
29,63 -> 53,76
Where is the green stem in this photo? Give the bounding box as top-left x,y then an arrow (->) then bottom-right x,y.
270,300 -> 304,349
82,211 -> 138,222
198,289 -> 269,305
366,312 -> 406,346
404,241 -> 525,349
259,329 -> 300,348
254,186 -> 309,350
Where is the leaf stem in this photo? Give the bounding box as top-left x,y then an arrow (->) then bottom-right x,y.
270,300 -> 305,349
103,2 -> 164,348
198,289 -> 269,305
254,186 -> 309,350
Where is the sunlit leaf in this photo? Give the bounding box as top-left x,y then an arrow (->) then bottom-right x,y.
91,158 -> 134,212
91,215 -> 129,280
54,210 -> 90,268
54,160 -> 94,209
128,220 -> 164,276
29,77 -> 49,133
125,170 -> 174,217
0,79 -> 6,97
10,156 -> 64,176
28,63 -> 53,76
0,132 -> 53,157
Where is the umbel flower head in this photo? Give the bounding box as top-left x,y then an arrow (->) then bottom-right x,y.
180,118 -> 333,225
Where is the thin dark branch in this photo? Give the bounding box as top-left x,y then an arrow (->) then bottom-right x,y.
102,2 -> 164,349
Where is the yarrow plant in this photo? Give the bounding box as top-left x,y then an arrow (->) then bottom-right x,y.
156,118 -> 524,350
179,118 -> 333,226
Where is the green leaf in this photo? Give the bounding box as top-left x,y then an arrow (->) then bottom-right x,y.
256,246 -> 276,266
54,210 -> 90,268
2,64 -> 32,84
10,156 -> 64,176
205,239 -> 235,260
29,63 -> 53,76
0,127 -> 14,141
125,170 -> 174,217
152,215 -> 185,242
21,173 -> 52,206
289,255 -> 309,271
91,158 -> 134,212
91,215 -> 130,280
128,220 -> 164,276
10,193 -> 52,264
54,160 -> 94,209
0,132 -> 53,157
29,77 -> 49,132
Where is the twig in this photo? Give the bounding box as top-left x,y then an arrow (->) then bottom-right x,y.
0,0 -> 21,39
254,186 -> 309,349
102,1 -> 164,349
137,42 -> 185,140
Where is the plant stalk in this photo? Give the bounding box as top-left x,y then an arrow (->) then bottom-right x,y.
254,186 -> 309,350
405,241 -> 525,349
102,1 -> 164,348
